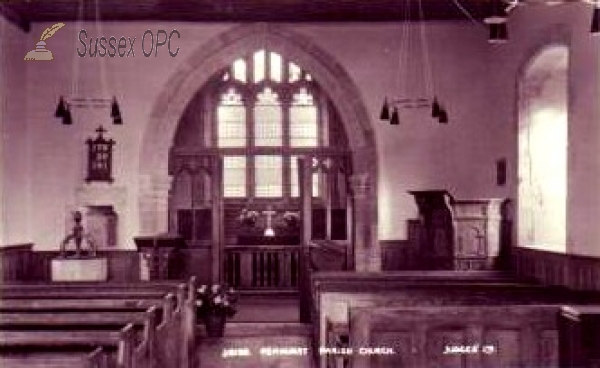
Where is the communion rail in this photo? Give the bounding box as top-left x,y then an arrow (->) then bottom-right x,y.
224,245 -> 301,290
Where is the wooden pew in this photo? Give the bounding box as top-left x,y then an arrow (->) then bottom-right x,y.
312,271 -> 600,368
0,277 -> 198,368
0,298 -> 162,311
0,322 -> 138,368
0,289 -> 171,300
0,311 -> 150,326
2,346 -> 114,368
559,305 -> 600,367
0,298 -> 176,368
348,304 -> 561,368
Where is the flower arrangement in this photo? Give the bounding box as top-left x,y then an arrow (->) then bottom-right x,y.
195,284 -> 238,318
238,208 -> 259,227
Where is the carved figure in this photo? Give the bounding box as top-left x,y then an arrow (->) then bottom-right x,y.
60,211 -> 97,257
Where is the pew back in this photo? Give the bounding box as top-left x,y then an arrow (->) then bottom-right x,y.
0,278 -> 197,368
349,305 -> 560,368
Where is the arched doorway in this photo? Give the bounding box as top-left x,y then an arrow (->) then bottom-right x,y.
138,24 -> 379,282
518,45 -> 568,252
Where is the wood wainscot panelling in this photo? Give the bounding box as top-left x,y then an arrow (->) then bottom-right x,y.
28,250 -> 140,282
512,247 -> 600,292
380,239 -> 419,270
0,243 -> 33,281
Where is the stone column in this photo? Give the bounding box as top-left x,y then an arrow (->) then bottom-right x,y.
350,173 -> 380,272
139,174 -> 172,235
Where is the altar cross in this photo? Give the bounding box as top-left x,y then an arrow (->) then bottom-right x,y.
263,206 -> 276,237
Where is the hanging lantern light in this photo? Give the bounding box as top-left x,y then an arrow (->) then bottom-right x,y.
592,3 -> 600,35
431,97 -> 442,118
55,96 -> 67,118
438,107 -> 448,124
380,98 -> 391,120
62,104 -> 73,125
111,97 -> 123,125
390,107 -> 400,125
485,0 -> 508,44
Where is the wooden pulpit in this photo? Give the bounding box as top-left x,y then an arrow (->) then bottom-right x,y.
409,190 -> 454,269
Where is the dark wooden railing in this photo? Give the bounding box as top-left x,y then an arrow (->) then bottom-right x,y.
223,245 -> 301,290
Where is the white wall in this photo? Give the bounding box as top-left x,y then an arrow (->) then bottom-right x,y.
292,23 -> 507,239
0,18 -> 30,245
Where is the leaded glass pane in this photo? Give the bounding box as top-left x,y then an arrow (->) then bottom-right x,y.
220,88 -> 243,105
253,50 -> 266,83
223,156 -> 247,197
217,100 -> 246,147
289,62 -> 301,83
290,105 -> 318,147
292,87 -> 314,106
233,59 -> 247,83
255,88 -> 282,146
270,52 -> 283,82
255,155 -> 283,197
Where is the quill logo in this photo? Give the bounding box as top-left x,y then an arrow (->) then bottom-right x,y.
24,23 -> 65,61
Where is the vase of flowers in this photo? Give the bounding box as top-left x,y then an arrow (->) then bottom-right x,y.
238,208 -> 259,227
195,284 -> 238,337
282,211 -> 300,229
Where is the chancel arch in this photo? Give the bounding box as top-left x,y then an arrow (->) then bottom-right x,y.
517,44 -> 569,253
139,24 -> 379,282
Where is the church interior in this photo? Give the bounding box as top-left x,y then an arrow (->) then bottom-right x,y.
1,0 -> 600,367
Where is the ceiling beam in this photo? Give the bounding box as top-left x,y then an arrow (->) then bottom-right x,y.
0,3 -> 30,33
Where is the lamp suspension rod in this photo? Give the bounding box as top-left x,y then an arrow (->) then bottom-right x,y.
417,0 -> 434,97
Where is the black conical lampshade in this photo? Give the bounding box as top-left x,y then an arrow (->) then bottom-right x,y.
62,104 -> 72,125
380,98 -> 390,120
55,96 -> 66,118
390,107 -> 400,125
111,97 -> 123,124
592,7 -> 600,35
431,97 -> 442,118
438,108 -> 448,124
489,23 -> 508,44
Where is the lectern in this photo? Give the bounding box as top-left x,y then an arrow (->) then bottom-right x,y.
134,234 -> 185,280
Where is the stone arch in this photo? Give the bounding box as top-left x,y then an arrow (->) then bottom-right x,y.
139,23 -> 379,270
